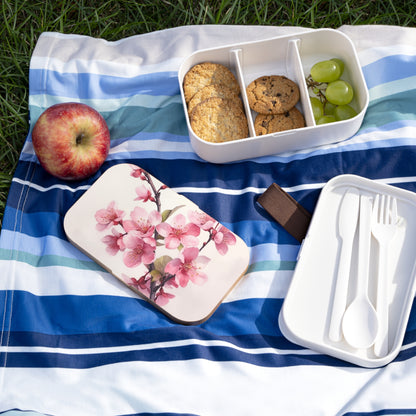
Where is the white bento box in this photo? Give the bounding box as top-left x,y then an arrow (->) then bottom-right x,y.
279,175 -> 416,367
178,29 -> 369,163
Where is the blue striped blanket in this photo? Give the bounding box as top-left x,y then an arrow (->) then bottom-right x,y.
1,25 -> 416,415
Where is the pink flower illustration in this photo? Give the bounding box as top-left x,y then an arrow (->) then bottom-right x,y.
95,168 -> 237,308
188,210 -> 217,231
165,247 -> 210,287
135,184 -> 155,203
122,274 -> 151,297
123,233 -> 156,267
155,288 -> 175,306
95,201 -> 125,231
212,225 -> 237,255
156,213 -> 200,249
131,167 -> 147,180
123,207 -> 162,237
101,228 -> 126,255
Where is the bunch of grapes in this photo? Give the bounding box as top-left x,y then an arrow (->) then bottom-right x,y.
306,59 -> 357,125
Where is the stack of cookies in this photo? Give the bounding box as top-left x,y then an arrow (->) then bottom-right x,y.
246,75 -> 305,136
183,62 -> 248,143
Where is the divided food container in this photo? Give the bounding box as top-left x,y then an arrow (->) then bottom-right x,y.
279,175 -> 416,367
178,29 -> 369,163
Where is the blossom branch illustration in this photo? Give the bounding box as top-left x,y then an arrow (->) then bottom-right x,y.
95,166 -> 237,306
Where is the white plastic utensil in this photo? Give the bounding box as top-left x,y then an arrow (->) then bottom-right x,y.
342,194 -> 379,349
372,194 -> 398,357
328,187 -> 360,342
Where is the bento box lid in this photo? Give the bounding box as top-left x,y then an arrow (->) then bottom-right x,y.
64,163 -> 249,325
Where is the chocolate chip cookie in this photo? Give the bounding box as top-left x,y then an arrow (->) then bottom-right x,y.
246,75 -> 300,114
254,107 -> 305,135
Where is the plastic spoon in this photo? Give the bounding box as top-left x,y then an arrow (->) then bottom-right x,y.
328,187 -> 360,342
342,194 -> 379,349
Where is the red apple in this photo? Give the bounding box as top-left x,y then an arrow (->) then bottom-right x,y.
32,102 -> 111,180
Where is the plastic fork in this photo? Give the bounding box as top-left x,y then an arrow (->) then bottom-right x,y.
371,194 -> 398,357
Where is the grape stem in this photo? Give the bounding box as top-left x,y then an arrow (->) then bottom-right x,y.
306,75 -> 328,103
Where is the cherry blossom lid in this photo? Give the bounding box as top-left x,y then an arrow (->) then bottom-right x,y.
64,163 -> 250,324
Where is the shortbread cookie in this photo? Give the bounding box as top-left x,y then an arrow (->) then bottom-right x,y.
188,84 -> 243,115
190,97 -> 248,143
254,107 -> 305,135
246,75 -> 300,114
183,62 -> 240,103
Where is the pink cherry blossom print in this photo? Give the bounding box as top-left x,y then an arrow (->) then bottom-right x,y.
134,184 -> 155,203
122,274 -> 151,297
131,167 -> 147,180
123,207 -> 162,237
154,288 -> 175,306
95,166 -> 240,309
212,225 -> 237,255
156,213 -> 200,249
101,228 -> 126,255
188,210 -> 217,231
165,247 -> 210,287
95,201 -> 124,231
123,234 -> 156,267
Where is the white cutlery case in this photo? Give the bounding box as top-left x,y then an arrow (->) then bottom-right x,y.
279,174 -> 416,367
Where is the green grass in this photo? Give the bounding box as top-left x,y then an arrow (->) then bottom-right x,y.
1,0 -> 414,229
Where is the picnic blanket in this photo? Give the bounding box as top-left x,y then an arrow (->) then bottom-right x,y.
1,24 -> 416,415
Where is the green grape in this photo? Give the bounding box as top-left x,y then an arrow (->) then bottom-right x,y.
326,80 -> 354,105
330,58 -> 345,76
324,101 -> 337,116
310,60 -> 341,83
310,97 -> 324,121
334,104 -> 358,121
317,115 -> 336,125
